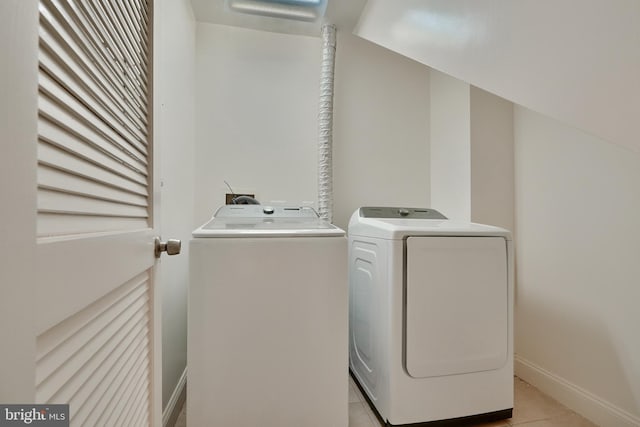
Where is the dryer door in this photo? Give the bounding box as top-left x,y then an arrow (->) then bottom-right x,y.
405,236 -> 508,378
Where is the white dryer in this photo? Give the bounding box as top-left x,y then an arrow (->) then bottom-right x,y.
189,205 -> 348,427
348,207 -> 513,426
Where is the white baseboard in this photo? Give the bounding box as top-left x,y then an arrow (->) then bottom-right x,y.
515,355 -> 640,427
163,367 -> 187,427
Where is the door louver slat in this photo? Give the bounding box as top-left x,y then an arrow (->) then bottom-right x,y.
39,75 -> 148,171
81,2 -> 148,105
39,46 -> 148,152
36,273 -> 151,427
37,214 -> 147,236
38,141 -> 148,196
38,189 -> 149,218
40,2 -> 149,133
39,86 -> 148,173
38,128 -> 148,189
37,0 -> 152,238
38,165 -> 148,207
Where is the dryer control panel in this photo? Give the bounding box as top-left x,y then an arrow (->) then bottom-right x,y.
359,207 -> 447,219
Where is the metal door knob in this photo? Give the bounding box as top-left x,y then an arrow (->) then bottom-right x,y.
155,237 -> 182,258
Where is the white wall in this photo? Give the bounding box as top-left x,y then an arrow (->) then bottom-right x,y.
194,25 -> 431,230
194,23 -> 321,224
332,34 -> 431,229
429,70 -> 470,221
429,71 -> 514,229
156,0 -> 196,413
470,86 -> 514,232
514,106 -> 640,426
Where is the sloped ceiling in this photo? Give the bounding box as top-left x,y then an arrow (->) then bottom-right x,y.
355,0 -> 640,151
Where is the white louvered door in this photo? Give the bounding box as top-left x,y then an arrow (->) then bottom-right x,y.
35,1 -> 161,426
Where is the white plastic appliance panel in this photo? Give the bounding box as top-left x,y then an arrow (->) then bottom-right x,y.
189,236 -> 348,427
349,240 -> 381,401
405,236 -> 508,378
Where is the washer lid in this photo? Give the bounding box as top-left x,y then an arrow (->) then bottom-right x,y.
193,205 -> 345,237
348,207 -> 512,240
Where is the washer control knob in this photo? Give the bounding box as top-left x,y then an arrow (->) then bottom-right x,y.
263,206 -> 275,215
398,208 -> 410,217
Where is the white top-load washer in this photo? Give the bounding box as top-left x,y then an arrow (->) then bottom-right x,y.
348,207 -> 514,426
189,205 -> 347,427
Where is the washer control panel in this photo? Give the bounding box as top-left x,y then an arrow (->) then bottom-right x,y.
359,207 -> 447,219
214,205 -> 319,218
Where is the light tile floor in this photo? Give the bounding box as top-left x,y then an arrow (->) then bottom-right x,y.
348,376 -> 597,427
173,376 -> 597,427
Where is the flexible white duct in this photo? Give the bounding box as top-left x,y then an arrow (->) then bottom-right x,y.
318,24 -> 336,222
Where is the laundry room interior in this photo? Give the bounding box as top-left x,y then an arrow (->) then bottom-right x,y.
164,1 -> 640,425
1,1 -> 639,427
